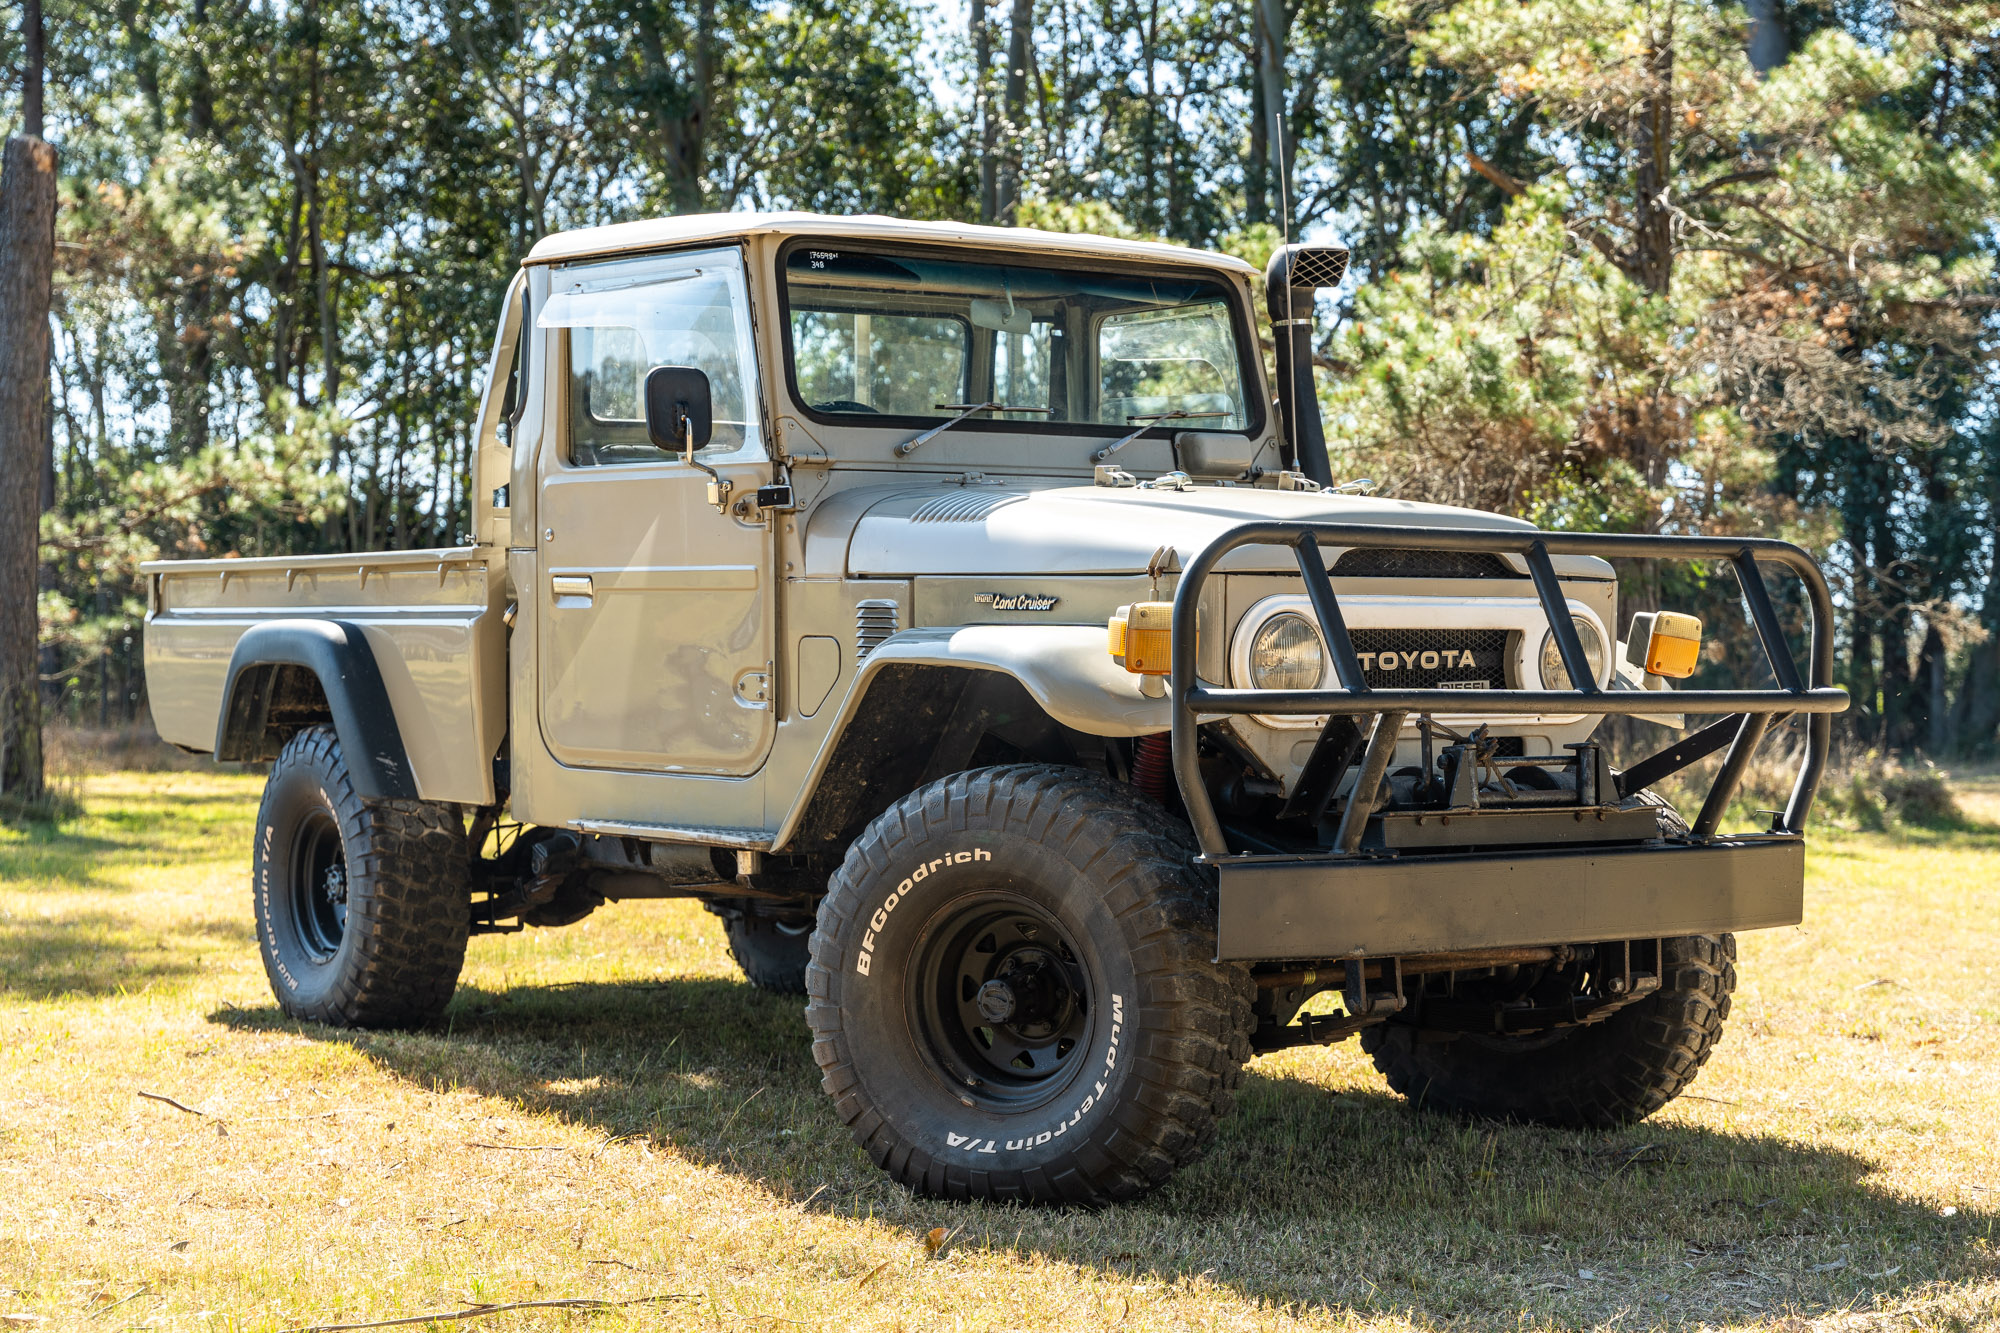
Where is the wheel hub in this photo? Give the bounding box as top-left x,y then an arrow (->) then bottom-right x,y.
974,978 -> 1017,1022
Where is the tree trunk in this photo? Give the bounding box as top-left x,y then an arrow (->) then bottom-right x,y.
639,0 -> 716,214
0,136 -> 57,800
21,0 -> 42,139
994,0 -> 1033,222
1252,0 -> 1290,226
1629,21 -> 1675,295
974,0 -> 995,223
1745,0 -> 1789,75
1952,635 -> 2000,754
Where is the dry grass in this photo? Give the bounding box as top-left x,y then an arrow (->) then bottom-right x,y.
0,770 -> 1995,1332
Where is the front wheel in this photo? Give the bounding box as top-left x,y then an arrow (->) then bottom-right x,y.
805,765 -> 1253,1205
253,725 -> 470,1028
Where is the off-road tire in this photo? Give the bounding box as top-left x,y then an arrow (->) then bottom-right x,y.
805,764 -> 1255,1205
723,913 -> 813,995
253,725 -> 470,1029
1362,794 -> 1735,1127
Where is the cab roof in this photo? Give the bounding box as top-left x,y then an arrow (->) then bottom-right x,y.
521,210 -> 1258,275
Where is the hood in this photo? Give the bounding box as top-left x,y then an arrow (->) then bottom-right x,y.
803,480 -> 1585,579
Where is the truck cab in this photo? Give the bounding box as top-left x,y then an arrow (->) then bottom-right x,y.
145,213 -> 1846,1205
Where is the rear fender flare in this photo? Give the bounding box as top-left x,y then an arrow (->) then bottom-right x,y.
215,620 -> 418,800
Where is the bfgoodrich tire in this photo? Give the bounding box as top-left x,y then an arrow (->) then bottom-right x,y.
1363,790 -> 1734,1127
723,911 -> 814,995
805,765 -> 1254,1205
253,725 -> 470,1029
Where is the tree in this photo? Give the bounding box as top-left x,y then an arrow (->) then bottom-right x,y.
0,0 -> 56,799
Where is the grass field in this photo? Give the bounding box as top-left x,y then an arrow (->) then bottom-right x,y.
1,770 -> 1995,1332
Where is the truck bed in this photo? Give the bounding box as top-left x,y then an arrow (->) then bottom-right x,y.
142,546 -> 509,805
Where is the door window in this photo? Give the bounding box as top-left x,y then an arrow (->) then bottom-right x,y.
541,250 -> 764,466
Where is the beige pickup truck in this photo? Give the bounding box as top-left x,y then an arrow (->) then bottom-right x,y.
145,212 -> 1845,1205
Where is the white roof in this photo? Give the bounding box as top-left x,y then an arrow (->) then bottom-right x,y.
522,210 -> 1258,274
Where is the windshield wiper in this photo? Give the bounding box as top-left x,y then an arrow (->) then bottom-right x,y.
896,401 -> 1054,456
1090,410 -> 1227,463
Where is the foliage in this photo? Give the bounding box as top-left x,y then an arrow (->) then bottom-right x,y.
3,0 -> 1997,751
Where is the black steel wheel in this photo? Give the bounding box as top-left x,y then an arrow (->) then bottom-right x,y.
286,806 -> 349,960
910,895 -> 1093,1111
806,764 -> 1254,1206
254,725 -> 470,1029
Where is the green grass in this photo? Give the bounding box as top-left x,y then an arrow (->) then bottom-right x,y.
0,770 -> 1995,1331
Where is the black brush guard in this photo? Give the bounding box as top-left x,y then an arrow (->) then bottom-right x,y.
1165,523 -> 1849,963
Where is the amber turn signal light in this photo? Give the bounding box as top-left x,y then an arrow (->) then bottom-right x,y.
1644,610 -> 1702,679
1109,602 -> 1175,675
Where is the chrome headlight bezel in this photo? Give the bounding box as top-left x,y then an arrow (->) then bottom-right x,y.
1245,611 -> 1327,692
1537,616 -> 1608,689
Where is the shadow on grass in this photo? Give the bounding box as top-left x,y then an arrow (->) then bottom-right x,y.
212,977 -> 1995,1327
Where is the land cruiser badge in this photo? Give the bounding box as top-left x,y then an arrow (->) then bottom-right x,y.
974,591 -> 1060,612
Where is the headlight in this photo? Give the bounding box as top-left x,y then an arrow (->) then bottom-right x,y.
1248,613 -> 1326,690
1538,617 -> 1606,688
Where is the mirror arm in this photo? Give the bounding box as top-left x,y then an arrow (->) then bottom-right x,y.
677,415 -> 733,512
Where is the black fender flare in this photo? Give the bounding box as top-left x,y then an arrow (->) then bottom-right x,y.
215,620 -> 419,800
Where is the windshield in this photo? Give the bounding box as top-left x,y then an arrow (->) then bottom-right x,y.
781,244 -> 1255,435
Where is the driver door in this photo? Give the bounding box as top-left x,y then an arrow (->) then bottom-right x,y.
534,247 -> 776,776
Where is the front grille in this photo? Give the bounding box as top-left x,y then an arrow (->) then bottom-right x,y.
1332,548 -> 1515,579
1348,628 -> 1510,689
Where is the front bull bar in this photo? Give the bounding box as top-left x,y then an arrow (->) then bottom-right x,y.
1167,523 -> 1850,861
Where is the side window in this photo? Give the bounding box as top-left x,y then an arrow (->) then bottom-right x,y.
792,310 -> 969,415
1098,302 -> 1246,429
540,252 -> 763,466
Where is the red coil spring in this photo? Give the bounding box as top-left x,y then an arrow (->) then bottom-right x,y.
1132,732 -> 1172,802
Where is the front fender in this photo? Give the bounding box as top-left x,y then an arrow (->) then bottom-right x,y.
860,625 -> 1173,737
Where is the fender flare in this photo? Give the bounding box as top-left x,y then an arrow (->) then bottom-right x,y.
215,620 -> 419,800
771,625 -> 1181,851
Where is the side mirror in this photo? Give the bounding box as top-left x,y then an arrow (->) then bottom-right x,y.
644,365 -> 714,460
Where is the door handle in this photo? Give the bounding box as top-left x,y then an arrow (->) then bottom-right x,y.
551,574 -> 594,603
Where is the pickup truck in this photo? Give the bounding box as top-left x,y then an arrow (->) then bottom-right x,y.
144,212 -> 1848,1205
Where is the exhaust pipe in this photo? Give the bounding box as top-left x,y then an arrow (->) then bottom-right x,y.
1263,243 -> 1351,488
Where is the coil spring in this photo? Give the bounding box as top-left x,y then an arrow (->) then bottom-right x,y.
1132,732 -> 1172,803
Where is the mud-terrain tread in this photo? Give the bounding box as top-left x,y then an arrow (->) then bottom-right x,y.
723,914 -> 812,995
805,764 -> 1255,1205
1362,794 -> 1735,1127
255,725 -> 469,1029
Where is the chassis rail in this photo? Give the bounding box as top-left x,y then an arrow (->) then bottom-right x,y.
1167,522 -> 1849,859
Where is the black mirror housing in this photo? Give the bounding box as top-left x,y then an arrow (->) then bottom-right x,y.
644,365 -> 714,452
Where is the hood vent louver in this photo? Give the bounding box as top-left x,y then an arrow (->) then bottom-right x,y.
855,600 -> 899,660
909,491 -> 1026,524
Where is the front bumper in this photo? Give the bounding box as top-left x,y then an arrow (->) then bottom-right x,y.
1211,835 -> 1803,961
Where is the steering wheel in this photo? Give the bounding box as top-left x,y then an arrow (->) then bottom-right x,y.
812,399 -> 881,414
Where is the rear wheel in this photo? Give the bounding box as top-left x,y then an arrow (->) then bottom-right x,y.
253,725 -> 470,1029
805,764 -> 1253,1205
722,911 -> 814,995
